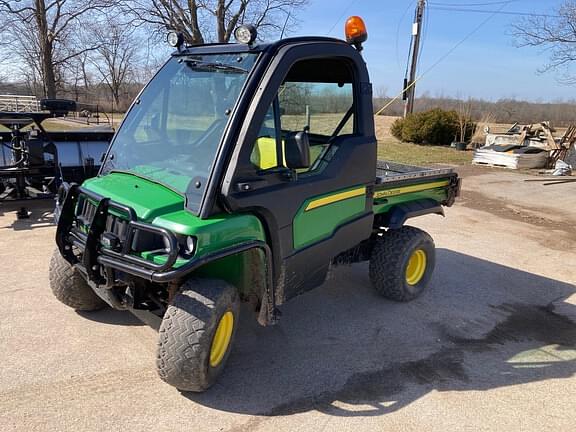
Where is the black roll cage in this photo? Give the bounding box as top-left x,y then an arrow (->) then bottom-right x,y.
193,37 -> 371,219
97,36 -> 367,220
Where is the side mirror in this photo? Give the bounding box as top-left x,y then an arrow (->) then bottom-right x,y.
284,131 -> 310,170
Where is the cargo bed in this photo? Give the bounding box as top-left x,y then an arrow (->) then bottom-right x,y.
376,160 -> 456,186
373,161 -> 460,212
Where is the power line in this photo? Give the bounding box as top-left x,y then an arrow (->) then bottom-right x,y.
404,0 -> 426,116
428,6 -> 561,18
421,3 -> 513,84
395,0 -> 417,72
377,0 -> 513,115
326,0 -> 361,35
429,0 -> 520,6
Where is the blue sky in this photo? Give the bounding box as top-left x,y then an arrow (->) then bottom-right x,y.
292,0 -> 569,102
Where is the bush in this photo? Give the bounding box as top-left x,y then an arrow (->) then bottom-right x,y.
391,108 -> 474,145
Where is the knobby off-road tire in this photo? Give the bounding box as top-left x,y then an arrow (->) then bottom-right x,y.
369,226 -> 436,302
49,248 -> 106,311
156,278 -> 240,392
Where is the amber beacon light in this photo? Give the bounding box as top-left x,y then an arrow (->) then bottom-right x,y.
345,16 -> 368,50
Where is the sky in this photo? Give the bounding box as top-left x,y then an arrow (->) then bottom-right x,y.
1,0 -> 569,103
291,0 -> 569,102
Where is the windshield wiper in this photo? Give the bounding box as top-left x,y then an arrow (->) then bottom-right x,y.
184,60 -> 248,74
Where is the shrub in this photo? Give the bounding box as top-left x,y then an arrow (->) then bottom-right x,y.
391,108 -> 475,145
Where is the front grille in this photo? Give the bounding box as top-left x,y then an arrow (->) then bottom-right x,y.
105,213 -> 129,240
74,193 -> 167,253
76,196 -> 129,239
76,197 -> 97,229
58,184 -> 180,274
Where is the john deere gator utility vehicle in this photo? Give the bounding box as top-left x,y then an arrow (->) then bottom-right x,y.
50,18 -> 460,392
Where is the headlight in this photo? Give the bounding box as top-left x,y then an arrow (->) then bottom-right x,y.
185,236 -> 197,256
167,31 -> 184,49
234,25 -> 257,45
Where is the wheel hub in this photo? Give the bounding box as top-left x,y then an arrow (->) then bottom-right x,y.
210,311 -> 234,367
406,249 -> 427,285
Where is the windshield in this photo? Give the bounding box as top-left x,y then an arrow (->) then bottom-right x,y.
101,53 -> 257,213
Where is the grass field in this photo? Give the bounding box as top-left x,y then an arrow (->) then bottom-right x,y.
0,113 -> 475,166
376,115 -> 476,166
0,115 -> 122,133
377,137 -> 473,166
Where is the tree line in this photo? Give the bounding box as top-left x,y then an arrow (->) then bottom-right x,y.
375,95 -> 576,127
2,0 -> 576,120
0,0 -> 307,111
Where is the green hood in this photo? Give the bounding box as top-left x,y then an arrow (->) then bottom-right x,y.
82,172 -> 266,257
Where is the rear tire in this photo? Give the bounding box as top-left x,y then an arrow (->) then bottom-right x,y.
49,248 -> 106,311
369,226 -> 436,302
156,278 -> 240,392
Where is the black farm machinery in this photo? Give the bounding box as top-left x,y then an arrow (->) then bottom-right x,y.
0,96 -> 113,219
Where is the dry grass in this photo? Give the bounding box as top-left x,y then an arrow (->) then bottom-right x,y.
1,112 -> 543,167
471,113 -> 496,145
374,115 -> 400,140
377,137 -> 473,165
0,115 -> 122,133
375,116 -> 472,166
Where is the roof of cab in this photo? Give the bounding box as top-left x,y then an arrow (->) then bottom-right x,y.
173,36 -> 352,56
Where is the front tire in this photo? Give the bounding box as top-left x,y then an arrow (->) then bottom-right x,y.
49,248 -> 106,311
156,278 -> 240,392
369,226 -> 436,302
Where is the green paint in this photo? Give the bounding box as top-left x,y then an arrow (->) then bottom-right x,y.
139,251 -> 189,268
293,185 -> 367,250
373,188 -> 448,215
83,173 -> 183,221
83,172 -> 267,267
130,165 -> 191,192
81,171 -> 451,274
194,249 -> 266,296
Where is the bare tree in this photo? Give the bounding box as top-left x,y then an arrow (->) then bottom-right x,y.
0,0 -> 119,98
88,19 -> 139,109
125,0 -> 308,44
456,99 -> 473,143
65,51 -> 93,102
513,1 -> 576,84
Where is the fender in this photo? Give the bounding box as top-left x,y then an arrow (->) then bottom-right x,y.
379,198 -> 445,229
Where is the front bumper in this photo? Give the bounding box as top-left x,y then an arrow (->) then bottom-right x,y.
55,184 -> 272,287
55,183 -> 188,284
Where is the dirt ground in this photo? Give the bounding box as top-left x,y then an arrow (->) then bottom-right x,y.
1,166 -> 575,432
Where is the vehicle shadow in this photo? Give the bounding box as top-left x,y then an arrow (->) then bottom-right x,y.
184,249 -> 576,417
76,308 -> 145,326
0,199 -> 55,231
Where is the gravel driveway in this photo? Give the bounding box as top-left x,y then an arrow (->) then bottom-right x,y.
1,167 -> 575,432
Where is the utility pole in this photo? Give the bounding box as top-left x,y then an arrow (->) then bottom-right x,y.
404,0 -> 426,118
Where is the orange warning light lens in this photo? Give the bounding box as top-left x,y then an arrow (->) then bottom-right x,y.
345,16 -> 368,45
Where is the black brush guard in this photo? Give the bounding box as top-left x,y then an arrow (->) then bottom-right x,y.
55,184 -> 273,282
55,183 -> 278,324
55,183 -> 180,284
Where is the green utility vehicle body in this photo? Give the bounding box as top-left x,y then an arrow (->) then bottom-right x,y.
51,29 -> 460,391
58,162 -> 457,323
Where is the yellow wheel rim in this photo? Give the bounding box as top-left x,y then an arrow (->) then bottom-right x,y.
209,311 -> 234,368
405,249 -> 427,285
